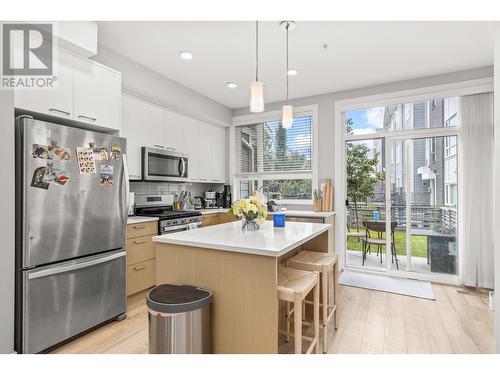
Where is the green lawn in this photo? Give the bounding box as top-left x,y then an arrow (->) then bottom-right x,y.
347,228 -> 428,258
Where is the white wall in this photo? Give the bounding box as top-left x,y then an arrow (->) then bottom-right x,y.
0,90 -> 15,353
92,45 -> 232,127
232,66 -> 493,187
494,22 -> 500,354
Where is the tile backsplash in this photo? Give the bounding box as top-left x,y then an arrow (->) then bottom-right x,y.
130,181 -> 225,199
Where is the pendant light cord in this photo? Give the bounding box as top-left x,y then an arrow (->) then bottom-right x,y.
255,21 -> 259,82
286,23 -> 289,104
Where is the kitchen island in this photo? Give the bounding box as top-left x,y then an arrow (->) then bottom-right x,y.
153,220 -> 332,354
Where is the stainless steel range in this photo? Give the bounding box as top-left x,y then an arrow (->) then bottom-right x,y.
135,194 -> 202,234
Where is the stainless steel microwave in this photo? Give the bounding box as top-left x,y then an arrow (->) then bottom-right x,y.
142,147 -> 188,182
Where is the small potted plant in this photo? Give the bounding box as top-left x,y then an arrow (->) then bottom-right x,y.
229,197 -> 268,231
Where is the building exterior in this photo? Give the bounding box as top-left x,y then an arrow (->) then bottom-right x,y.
371,98 -> 458,208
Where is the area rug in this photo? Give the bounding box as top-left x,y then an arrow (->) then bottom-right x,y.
339,270 -> 435,300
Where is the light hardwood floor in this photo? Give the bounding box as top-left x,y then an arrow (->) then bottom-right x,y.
51,283 -> 494,354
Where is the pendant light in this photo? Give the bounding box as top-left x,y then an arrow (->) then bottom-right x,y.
281,21 -> 295,129
250,21 -> 264,113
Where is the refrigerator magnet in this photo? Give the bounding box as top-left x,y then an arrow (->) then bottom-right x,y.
109,145 -> 121,161
99,165 -> 113,186
32,144 -> 71,162
92,147 -> 109,161
76,147 -> 97,174
42,161 -> 70,186
30,166 -> 49,190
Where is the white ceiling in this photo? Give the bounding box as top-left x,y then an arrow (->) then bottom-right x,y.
97,21 -> 494,109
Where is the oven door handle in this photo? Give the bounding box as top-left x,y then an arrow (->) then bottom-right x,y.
161,223 -> 190,233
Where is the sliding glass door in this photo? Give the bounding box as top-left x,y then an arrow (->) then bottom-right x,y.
343,98 -> 459,279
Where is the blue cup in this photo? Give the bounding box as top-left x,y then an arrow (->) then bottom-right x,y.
273,213 -> 286,227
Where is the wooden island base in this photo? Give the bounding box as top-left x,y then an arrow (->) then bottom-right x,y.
155,230 -> 331,354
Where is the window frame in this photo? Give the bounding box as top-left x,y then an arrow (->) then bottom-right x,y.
231,105 -> 318,206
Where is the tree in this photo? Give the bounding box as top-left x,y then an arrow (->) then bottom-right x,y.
345,117 -> 384,231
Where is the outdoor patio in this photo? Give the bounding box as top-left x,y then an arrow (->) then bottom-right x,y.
346,249 -> 431,273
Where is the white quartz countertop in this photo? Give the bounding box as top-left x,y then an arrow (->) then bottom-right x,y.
194,208 -> 334,218
270,210 -> 335,218
153,221 -> 331,257
196,208 -> 228,215
127,216 -> 159,225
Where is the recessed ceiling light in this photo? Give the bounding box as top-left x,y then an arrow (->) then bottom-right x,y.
287,69 -> 298,76
179,51 -> 193,60
226,82 -> 238,89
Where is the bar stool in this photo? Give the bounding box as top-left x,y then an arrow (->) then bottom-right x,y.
287,251 -> 338,353
278,267 -> 320,354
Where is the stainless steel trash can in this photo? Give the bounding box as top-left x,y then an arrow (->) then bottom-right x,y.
147,284 -> 213,354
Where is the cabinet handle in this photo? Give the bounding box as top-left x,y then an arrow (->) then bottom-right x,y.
166,147 -> 176,151
78,115 -> 97,122
133,240 -> 147,244
133,265 -> 146,271
133,225 -> 146,229
49,108 -> 71,116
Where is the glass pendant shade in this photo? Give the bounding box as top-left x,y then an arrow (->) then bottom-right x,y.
250,81 -> 264,113
282,104 -> 294,128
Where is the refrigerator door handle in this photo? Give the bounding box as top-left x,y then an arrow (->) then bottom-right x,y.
28,251 -> 126,279
122,154 -> 130,224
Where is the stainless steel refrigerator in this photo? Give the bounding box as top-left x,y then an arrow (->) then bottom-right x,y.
15,116 -> 128,353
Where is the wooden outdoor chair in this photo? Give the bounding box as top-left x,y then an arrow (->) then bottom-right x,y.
361,220 -> 399,269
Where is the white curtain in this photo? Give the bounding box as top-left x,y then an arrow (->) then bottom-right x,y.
461,92 -> 495,288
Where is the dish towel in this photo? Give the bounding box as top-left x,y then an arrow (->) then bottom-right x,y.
188,223 -> 199,230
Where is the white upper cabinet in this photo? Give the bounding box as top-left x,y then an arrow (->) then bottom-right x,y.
121,94 -> 164,179
13,39 -> 121,132
163,110 -> 184,152
73,57 -> 121,131
198,122 -> 213,182
14,47 -> 74,121
182,117 -> 200,181
120,94 -> 228,183
211,126 -> 227,183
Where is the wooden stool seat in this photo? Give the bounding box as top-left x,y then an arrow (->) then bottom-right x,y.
278,267 -> 318,301
287,251 -> 337,272
277,267 -> 320,354
287,251 -> 339,353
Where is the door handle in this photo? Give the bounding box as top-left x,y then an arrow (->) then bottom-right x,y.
178,158 -> 183,177
49,108 -> 71,116
181,158 -> 186,177
78,115 -> 97,122
28,251 -> 125,279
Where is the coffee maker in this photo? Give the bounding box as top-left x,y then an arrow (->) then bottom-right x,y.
204,191 -> 218,208
222,185 -> 232,208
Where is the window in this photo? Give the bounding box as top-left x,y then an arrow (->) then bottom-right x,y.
234,113 -> 315,204
445,135 -> 457,158
404,103 -> 412,122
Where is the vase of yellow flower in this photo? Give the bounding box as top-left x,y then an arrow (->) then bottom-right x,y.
228,196 -> 268,231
